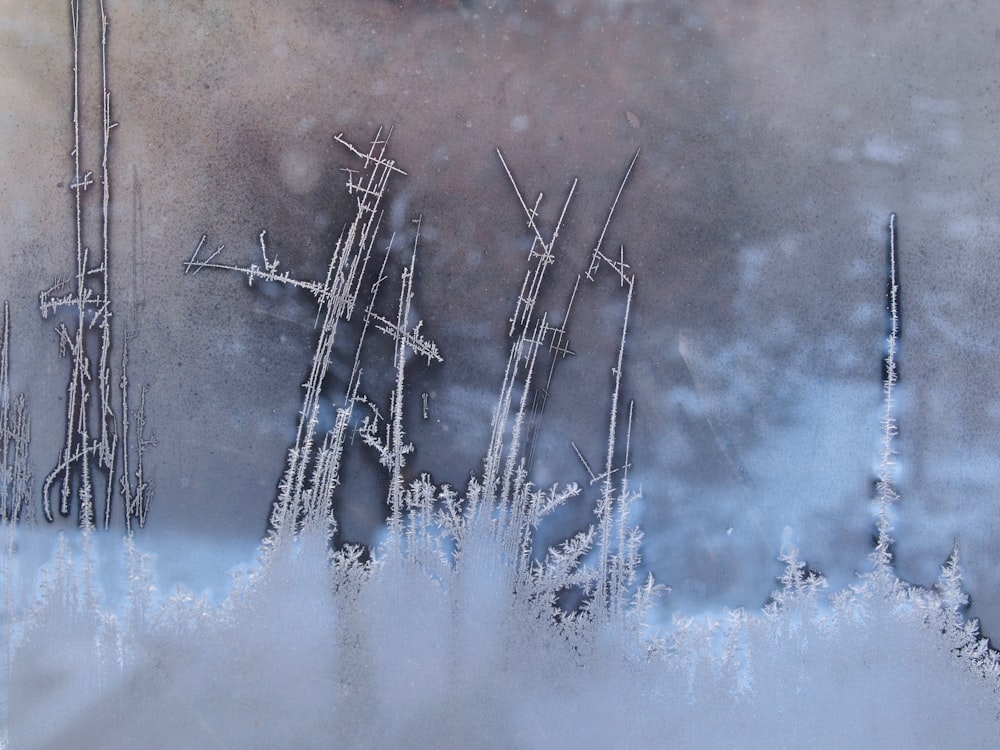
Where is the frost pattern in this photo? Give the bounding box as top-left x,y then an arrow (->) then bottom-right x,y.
36,0 -> 152,532
0,303 -> 32,526
185,129 -> 649,630
2,1 -> 1000,747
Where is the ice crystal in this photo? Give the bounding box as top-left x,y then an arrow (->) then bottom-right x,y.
2,2 -> 1000,747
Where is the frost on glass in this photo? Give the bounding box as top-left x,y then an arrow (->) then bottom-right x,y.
33,0 -> 153,534
3,1 -> 1000,748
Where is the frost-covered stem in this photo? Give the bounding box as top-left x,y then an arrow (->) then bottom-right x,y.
386,230 -> 421,536
1,304 -> 32,524
131,383 -> 153,526
96,0 -> 119,529
307,402 -> 353,532
280,227 -> 355,521
41,0 -> 121,528
501,318 -> 543,524
490,150 -> 577,533
595,276 -> 633,616
13,397 -> 32,521
586,150 -> 639,282
119,330 -> 132,530
1,302 -> 9,520
873,213 -> 900,570
46,0 -> 88,522
524,278 -> 578,473
118,330 -> 154,530
610,401 -> 635,618
484,335 -> 521,512
497,149 -> 575,338
303,246 -> 391,529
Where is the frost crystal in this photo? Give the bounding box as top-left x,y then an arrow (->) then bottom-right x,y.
2,2 -> 1000,747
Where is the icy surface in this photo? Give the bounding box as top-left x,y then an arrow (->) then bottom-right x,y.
3,0 -> 1000,745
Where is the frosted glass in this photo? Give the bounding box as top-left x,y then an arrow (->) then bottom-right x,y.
2,1 -> 999,745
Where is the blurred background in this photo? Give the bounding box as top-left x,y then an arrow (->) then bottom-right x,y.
2,0 -> 999,632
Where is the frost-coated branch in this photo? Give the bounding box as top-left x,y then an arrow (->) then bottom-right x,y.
188,130 -> 443,540
0,303 -> 33,524
873,213 -> 900,571
40,0 -> 147,531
